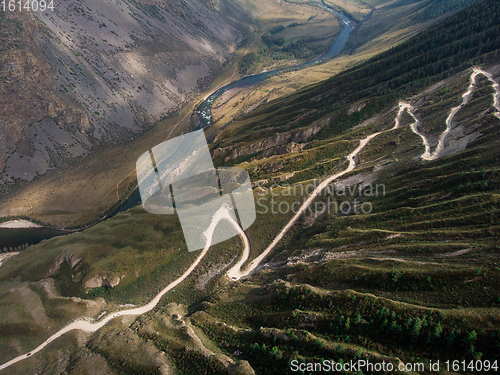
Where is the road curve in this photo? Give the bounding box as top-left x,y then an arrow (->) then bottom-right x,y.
226,132 -> 381,280
227,66 -> 500,279
411,67 -> 500,161
395,102 -> 432,159
0,205 -> 242,372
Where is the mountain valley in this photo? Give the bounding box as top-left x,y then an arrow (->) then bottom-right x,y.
1,0 -> 500,374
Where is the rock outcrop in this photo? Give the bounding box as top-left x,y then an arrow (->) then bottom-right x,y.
46,253 -> 82,276
84,275 -> 123,289
213,117 -> 331,162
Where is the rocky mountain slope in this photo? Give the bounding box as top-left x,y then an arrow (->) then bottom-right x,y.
0,0 -> 252,184
0,0 -> 478,228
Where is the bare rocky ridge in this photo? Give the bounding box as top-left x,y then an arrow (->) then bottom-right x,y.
0,0 -> 251,183
83,275 -> 122,289
0,11 -> 90,181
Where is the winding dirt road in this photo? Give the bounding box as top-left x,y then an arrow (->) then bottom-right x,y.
227,67 -> 500,278
226,132 -> 381,280
398,68 -> 500,161
0,206 -> 239,371
1,67 -> 499,372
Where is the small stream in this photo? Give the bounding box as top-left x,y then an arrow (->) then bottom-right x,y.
0,3 -> 354,249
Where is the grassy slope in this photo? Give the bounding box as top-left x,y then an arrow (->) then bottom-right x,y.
194,1 -> 500,372
182,2 -> 500,370
189,72 -> 500,373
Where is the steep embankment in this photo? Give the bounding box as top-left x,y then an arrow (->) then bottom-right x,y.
0,0 -> 250,184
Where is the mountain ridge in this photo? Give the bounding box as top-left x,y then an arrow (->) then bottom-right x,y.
0,0 -> 253,185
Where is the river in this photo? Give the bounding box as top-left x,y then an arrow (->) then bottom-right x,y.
195,3 -> 353,129
0,2 -> 354,249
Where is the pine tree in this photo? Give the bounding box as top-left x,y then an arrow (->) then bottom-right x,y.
434,322 -> 443,339
354,314 -> 362,324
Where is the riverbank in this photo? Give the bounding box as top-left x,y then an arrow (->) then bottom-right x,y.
0,220 -> 41,229
0,2 -> 353,249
